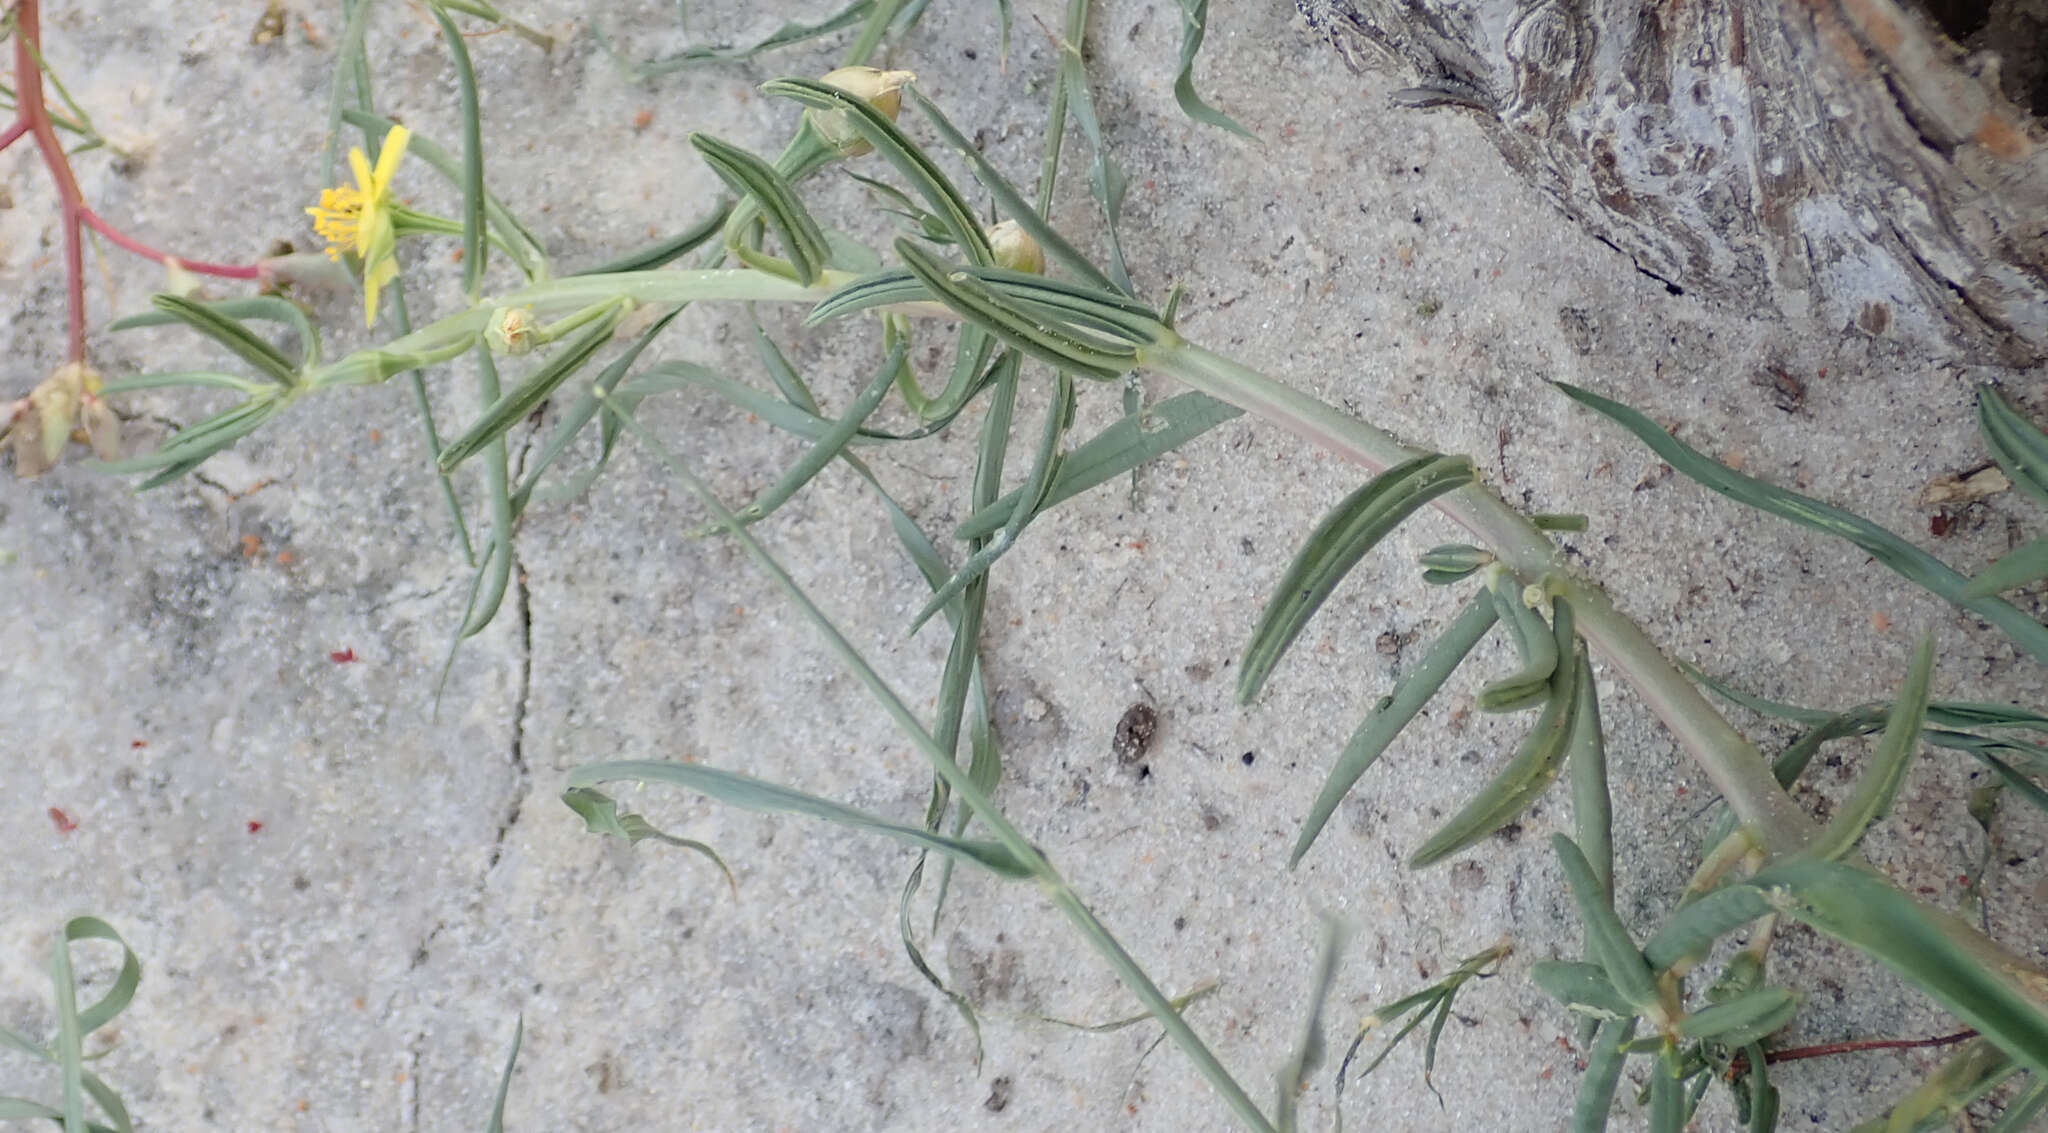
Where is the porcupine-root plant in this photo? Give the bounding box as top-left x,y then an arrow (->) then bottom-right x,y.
33,0 -> 2048,1129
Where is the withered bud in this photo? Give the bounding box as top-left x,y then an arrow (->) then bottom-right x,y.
810,67 -> 916,157
80,394 -> 122,462
8,399 -> 51,479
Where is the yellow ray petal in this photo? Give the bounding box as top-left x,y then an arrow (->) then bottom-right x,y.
347,147 -> 374,196
371,125 -> 411,193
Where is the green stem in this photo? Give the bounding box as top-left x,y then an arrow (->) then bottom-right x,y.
1032,0 -> 1091,216
307,270 -> 839,388
843,0 -> 905,66
1138,332 -> 1819,854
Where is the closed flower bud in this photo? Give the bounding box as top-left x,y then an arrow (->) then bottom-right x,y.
810,67 -> 916,157
987,220 -> 1045,274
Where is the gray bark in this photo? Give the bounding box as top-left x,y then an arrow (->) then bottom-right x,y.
1296,0 -> 2048,365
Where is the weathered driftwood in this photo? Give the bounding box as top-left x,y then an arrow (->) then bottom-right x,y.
1295,0 -> 2048,365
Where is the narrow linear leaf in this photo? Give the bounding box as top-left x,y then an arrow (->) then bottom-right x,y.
1752,859 -> 2048,1077
1291,592 -> 1498,865
1647,1054 -> 1684,1133
1572,1016 -> 1637,1133
1476,570 -> 1559,712
572,202 -> 730,275
99,371 -> 267,395
604,0 -> 875,76
1743,1042 -> 1780,1133
565,762 -> 1040,878
1684,663 -> 1836,726
439,315 -> 619,474
1554,834 -> 1658,1009
146,294 -> 298,386
457,345 -> 516,640
1684,1068 -> 1713,1124
893,239 -> 1135,380
50,918 -> 140,1133
895,856 -> 986,1069
1566,653 -> 1613,896
905,87 -> 1119,294
105,398 -> 291,488
1238,453 -> 1475,704
1417,543 -> 1493,580
0,1100 -> 117,1133
1059,41 -> 1135,293
762,78 -> 992,264
561,787 -> 736,896
701,341 -> 909,534
1979,385 -> 2048,508
1963,534 -> 2048,599
482,1016 -> 521,1133
806,264 -> 1159,340
1928,702 -> 2048,736
1675,987 -> 1799,1046
111,297 -> 319,369
323,0 -> 378,185
692,133 -> 831,285
1642,885 -> 1773,974
1274,918 -> 1341,1132
1028,982 -> 1219,1033
908,365 -> 1072,632
512,308 -> 682,514
957,391 -> 1241,540
1421,994 -> 1454,1089
1170,0 -> 1251,137
1809,635 -> 1936,862
1990,1077 -> 2048,1133
1848,1040 -> 2014,1133
1559,383 -> 2048,666
1972,750 -> 2048,816
425,2 -> 487,297
1532,961 -> 1634,1020
1411,640 -> 1583,869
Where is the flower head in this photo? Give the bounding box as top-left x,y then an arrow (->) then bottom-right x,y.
306,125 -> 412,327
486,306 -> 539,356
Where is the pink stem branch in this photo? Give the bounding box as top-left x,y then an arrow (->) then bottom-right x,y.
11,0 -> 265,364
79,209 -> 265,280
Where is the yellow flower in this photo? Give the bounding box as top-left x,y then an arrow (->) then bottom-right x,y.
306,125 -> 412,327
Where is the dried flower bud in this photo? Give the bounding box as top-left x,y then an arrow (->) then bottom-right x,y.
8,399 -> 51,478
987,220 -> 1045,275
487,306 -> 538,355
81,393 -> 122,462
9,362 -> 101,477
810,67 -> 916,157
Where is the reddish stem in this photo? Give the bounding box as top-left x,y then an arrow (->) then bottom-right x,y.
1728,1029 -> 1979,1075
5,0 -> 266,363
80,209 -> 264,279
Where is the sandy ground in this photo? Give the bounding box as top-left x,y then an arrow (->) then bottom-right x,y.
5,1 -> 2047,1130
